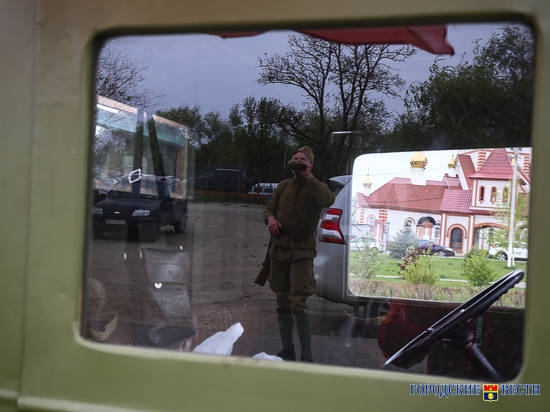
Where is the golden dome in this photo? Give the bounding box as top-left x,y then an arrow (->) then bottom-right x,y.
410,151 -> 428,169
363,175 -> 372,188
448,155 -> 457,168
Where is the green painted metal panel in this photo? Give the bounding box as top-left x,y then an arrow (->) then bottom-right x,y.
0,1 -> 35,410
0,0 -> 548,411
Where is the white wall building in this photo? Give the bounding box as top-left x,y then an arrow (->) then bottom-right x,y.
355,148 -> 531,255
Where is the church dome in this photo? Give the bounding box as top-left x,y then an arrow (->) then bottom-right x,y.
363,175 -> 372,188
448,155 -> 457,168
410,151 -> 428,169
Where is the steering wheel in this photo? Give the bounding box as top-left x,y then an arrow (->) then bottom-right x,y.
383,270 -> 524,375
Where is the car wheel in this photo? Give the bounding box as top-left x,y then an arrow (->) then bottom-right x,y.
437,251 -> 446,257
497,252 -> 507,261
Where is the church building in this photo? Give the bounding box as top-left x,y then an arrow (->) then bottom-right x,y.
354,148 -> 531,256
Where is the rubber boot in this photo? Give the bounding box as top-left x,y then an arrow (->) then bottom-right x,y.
294,312 -> 313,362
277,312 -> 296,360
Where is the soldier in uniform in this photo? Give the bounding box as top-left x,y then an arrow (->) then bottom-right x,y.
264,146 -> 335,362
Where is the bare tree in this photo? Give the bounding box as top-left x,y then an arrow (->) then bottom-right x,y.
332,43 -> 414,130
258,34 -> 415,179
258,35 -> 334,146
96,43 -> 163,110
94,43 -> 164,156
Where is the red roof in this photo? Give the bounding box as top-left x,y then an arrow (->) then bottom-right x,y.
356,148 -> 529,217
470,148 -> 513,179
357,192 -> 369,206
388,177 -> 446,186
458,154 -> 475,189
440,189 -> 472,214
360,177 -> 446,212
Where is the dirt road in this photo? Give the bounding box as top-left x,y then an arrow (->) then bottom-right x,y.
86,201 -> 413,371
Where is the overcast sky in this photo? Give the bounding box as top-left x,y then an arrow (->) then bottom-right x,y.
104,22 -> 518,118
352,149 -> 459,196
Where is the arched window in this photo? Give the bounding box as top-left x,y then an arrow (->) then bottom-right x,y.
502,187 -> 509,203
404,218 -> 414,227
473,225 -> 492,249
491,187 -> 497,203
451,228 -> 463,250
479,186 -> 485,202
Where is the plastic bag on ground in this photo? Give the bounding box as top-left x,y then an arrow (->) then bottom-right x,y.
192,322 -> 244,356
252,352 -> 283,362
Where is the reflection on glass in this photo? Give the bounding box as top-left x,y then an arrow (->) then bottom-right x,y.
349,148 -> 529,307
85,22 -> 533,381
93,97 -> 188,242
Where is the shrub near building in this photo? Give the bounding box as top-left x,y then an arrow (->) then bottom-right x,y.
399,249 -> 438,285
463,249 -> 496,287
349,245 -> 381,279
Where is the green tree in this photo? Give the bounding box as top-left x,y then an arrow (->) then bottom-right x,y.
350,245 -> 381,279
492,184 -> 529,262
393,24 -> 534,149
388,225 -> 418,258
158,97 -> 293,182
463,251 -> 496,287
239,97 -> 289,182
399,250 -> 437,285
156,106 -> 206,147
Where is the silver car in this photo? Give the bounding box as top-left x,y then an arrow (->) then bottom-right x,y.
349,236 -> 381,251
314,176 -> 354,302
314,175 -> 390,319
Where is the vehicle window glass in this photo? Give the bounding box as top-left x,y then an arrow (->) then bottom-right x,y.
350,147 -> 529,303
86,22 -> 533,381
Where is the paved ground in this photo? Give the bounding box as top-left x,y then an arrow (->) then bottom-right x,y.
85,201 -> 424,373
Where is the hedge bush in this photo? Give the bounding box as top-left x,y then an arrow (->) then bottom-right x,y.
350,245 -> 380,279
399,250 -> 438,285
463,252 -> 496,287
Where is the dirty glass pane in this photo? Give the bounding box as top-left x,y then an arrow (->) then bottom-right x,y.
85,22 -> 534,381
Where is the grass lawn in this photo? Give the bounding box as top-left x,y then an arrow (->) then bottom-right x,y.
348,251 -> 526,307
353,252 -> 527,282
348,276 -> 526,307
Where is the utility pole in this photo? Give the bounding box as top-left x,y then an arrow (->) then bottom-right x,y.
507,148 -> 519,268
